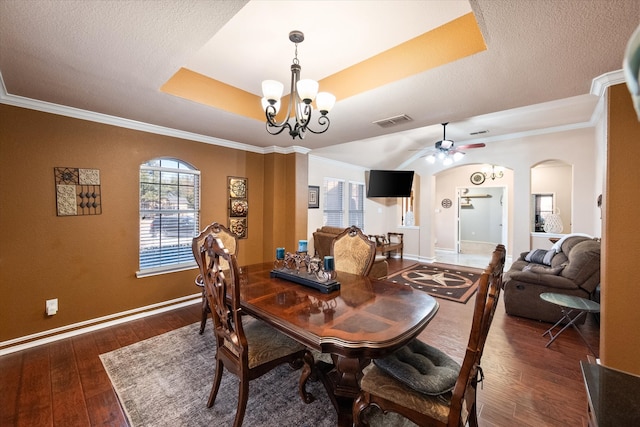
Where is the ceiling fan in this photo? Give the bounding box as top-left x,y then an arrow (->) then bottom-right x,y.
421,122 -> 486,165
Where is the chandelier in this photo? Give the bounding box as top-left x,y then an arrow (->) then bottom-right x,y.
261,31 -> 335,140
482,165 -> 504,180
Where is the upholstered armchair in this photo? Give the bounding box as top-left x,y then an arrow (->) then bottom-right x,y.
502,235 -> 601,324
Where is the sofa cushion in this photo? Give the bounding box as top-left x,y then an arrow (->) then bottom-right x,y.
523,264 -> 564,275
560,239 -> 600,289
508,270 -> 579,289
525,249 -> 555,265
318,226 -> 346,235
551,233 -> 593,253
373,339 -> 460,396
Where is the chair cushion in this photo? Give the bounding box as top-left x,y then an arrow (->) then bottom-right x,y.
373,339 -> 461,396
360,364 -> 451,425
243,317 -> 305,368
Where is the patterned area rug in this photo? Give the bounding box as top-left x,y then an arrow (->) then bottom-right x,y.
100,320 -> 336,427
386,262 -> 483,303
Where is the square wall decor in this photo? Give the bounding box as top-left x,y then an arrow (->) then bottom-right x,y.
54,167 -> 102,216
228,176 -> 248,239
308,185 -> 320,209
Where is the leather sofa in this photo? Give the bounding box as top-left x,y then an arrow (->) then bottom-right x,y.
312,226 -> 388,279
502,235 -> 601,324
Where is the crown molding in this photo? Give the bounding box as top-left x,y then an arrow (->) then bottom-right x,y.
590,70 -> 625,97
263,145 -> 311,155
0,71 -> 283,156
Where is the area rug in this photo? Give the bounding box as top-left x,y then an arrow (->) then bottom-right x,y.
386,262 -> 483,303
99,320 -> 336,427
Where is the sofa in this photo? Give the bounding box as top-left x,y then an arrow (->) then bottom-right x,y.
312,226 -> 388,279
502,235 -> 601,324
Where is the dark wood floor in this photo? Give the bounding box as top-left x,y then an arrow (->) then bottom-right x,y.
1,259 -> 599,426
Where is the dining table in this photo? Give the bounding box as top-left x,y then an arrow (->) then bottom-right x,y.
237,262 -> 440,426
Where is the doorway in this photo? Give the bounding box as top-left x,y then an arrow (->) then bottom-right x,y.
457,186 -> 507,254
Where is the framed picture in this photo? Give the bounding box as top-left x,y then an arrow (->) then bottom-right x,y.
308,185 -> 320,209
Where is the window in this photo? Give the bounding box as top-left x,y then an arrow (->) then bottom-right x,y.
323,178 -> 344,227
323,178 -> 365,230
348,181 -> 365,229
532,193 -> 553,232
138,158 -> 200,276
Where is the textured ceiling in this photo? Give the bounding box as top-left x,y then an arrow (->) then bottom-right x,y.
1,0 -> 638,169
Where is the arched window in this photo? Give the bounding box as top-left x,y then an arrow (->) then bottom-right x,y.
138,158 -> 200,276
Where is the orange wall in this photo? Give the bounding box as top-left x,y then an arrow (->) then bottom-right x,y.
0,104 -> 304,342
601,84 -> 640,374
261,152 -> 309,258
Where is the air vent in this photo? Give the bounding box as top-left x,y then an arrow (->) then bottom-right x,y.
470,130 -> 489,136
372,114 -> 413,128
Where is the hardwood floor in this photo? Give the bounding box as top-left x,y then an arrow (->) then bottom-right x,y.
0,259 -> 598,426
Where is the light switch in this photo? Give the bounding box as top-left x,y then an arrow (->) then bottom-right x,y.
46,299 -> 58,316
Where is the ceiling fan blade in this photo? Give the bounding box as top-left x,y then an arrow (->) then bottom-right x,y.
455,143 -> 486,150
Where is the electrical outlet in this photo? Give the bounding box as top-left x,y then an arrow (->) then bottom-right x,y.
46,298 -> 58,316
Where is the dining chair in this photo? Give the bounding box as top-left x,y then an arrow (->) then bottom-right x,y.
353,244 -> 506,427
199,235 -> 312,427
192,222 -> 238,334
331,225 -> 377,277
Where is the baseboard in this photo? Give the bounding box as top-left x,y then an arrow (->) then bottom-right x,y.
0,293 -> 201,356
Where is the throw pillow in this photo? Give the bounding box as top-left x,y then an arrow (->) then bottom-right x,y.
524,249 -> 555,265
373,339 -> 460,396
523,264 -> 564,275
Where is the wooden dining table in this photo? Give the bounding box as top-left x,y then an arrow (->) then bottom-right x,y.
237,262 -> 440,426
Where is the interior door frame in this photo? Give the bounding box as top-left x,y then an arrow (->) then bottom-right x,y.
456,185 -> 508,254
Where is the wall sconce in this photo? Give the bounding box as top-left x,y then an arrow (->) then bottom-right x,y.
482,165 -> 504,180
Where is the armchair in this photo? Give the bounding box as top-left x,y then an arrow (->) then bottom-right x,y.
502,235 -> 601,324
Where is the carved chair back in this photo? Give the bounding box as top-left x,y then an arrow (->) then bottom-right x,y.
331,225 -> 376,276
199,235 -> 310,427
192,222 -> 238,333
192,222 -> 238,279
449,244 -> 506,426
200,235 -> 246,364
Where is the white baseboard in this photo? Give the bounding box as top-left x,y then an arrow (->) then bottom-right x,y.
0,293 -> 201,356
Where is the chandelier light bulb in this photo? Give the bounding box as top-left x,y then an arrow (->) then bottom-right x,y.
262,80 -> 284,103
425,154 -> 436,164
443,156 -> 453,166
315,92 -> 336,115
296,79 -> 318,103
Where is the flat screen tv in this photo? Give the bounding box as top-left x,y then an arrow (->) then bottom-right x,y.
366,170 -> 414,198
